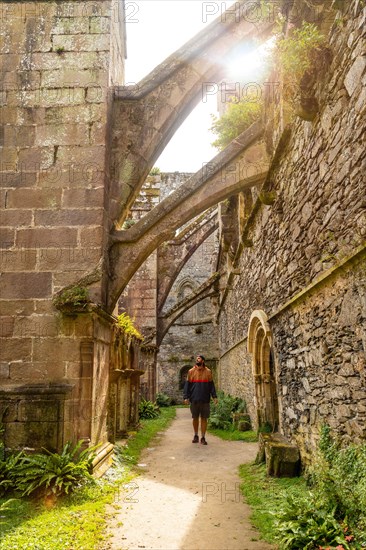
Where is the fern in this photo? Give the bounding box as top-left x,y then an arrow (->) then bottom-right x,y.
13,441 -> 97,497
138,399 -> 160,420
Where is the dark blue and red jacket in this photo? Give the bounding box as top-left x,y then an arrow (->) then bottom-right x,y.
183,366 -> 217,403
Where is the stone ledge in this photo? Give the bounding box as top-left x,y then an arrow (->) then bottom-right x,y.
92,442 -> 115,478
257,432 -> 301,477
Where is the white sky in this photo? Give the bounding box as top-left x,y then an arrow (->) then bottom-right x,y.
124,0 -> 268,172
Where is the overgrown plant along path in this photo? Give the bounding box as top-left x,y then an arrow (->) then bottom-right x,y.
105,408 -> 275,550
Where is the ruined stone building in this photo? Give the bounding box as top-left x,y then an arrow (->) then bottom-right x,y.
0,0 -> 365,469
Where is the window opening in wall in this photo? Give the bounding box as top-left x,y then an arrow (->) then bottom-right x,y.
179,365 -> 191,390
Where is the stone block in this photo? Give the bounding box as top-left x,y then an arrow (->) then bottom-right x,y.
62,187 -> 105,207
41,68 -> 107,88
45,104 -> 103,125
53,33 -> 110,52
0,363 -> 10,379
0,337 -> 32,361
0,249 -> 37,272
344,56 -> 366,97
31,51 -> 109,71
80,226 -> 104,246
5,421 -> 59,451
33,338 -> 80,363
34,300 -> 55,314
0,272 -> 52,299
17,147 -> 54,170
13,315 -> 59,338
17,399 -> 59,422
35,208 -> 103,227
35,124 -> 90,146
51,17 -> 89,35
0,170 -> 38,188
16,227 -> 78,247
90,16 -> 111,34
0,210 -> 33,226
0,300 -> 35,316
0,147 -> 17,165
38,247 -> 101,272
258,433 -> 301,477
57,145 -> 105,165
0,228 -> 15,248
3,126 -> 36,147
9,361 -> 66,381
0,317 -> 15,338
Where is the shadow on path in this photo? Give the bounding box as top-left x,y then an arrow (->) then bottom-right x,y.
105,408 -> 276,550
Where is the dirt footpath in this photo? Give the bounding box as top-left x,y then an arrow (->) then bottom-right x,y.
105,408 -> 275,550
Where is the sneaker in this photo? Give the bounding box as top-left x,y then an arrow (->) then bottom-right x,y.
192,434 -> 199,443
200,436 -> 208,445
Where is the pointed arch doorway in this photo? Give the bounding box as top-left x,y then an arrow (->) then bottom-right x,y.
248,310 -> 279,431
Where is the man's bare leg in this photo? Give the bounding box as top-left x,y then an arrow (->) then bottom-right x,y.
193,418 -> 199,434
201,418 -> 207,437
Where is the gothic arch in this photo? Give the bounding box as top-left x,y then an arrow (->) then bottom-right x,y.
179,365 -> 191,390
247,310 -> 279,431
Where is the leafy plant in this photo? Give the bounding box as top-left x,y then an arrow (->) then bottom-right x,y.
116,312 -> 143,340
53,286 -> 90,309
0,452 -> 24,497
275,21 -> 326,102
210,98 -> 262,150
155,393 -> 172,407
121,218 -> 136,230
0,499 -> 19,523
274,492 -> 349,549
138,399 -> 160,420
209,391 -> 247,430
13,441 -> 97,498
149,166 -> 161,176
272,426 -> 366,548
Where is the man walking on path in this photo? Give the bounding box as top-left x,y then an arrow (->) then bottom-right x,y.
183,354 -> 217,445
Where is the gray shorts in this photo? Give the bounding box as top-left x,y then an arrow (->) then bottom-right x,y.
190,401 -> 210,419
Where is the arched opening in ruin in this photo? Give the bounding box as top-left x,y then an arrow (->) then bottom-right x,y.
179,365 -> 191,391
248,310 -> 279,431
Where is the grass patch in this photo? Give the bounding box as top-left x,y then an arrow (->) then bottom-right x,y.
0,407 -> 176,549
239,462 -> 307,544
209,427 -> 258,442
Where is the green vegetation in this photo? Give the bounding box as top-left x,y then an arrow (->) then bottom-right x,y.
0,441 -> 96,499
239,426 -> 366,549
208,391 -> 248,430
15,442 -> 96,498
0,408 -> 176,549
149,166 -> 161,176
239,462 -> 308,543
53,286 -> 90,309
121,218 -> 136,230
155,392 -> 172,407
275,22 -> 326,101
210,99 -> 262,150
276,22 -> 325,81
138,398 -> 160,419
208,428 -> 258,442
116,312 -> 143,340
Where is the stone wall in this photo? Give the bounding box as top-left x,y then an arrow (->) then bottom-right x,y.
218,1 -> 366,458
158,229 -> 219,402
0,1 -> 126,452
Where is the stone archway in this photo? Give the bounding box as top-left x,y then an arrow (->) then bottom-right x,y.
248,310 -> 279,431
179,365 -> 191,391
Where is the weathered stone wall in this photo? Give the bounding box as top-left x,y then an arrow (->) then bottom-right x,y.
158,230 -> 219,402
0,1 -> 126,451
218,1 -> 366,458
